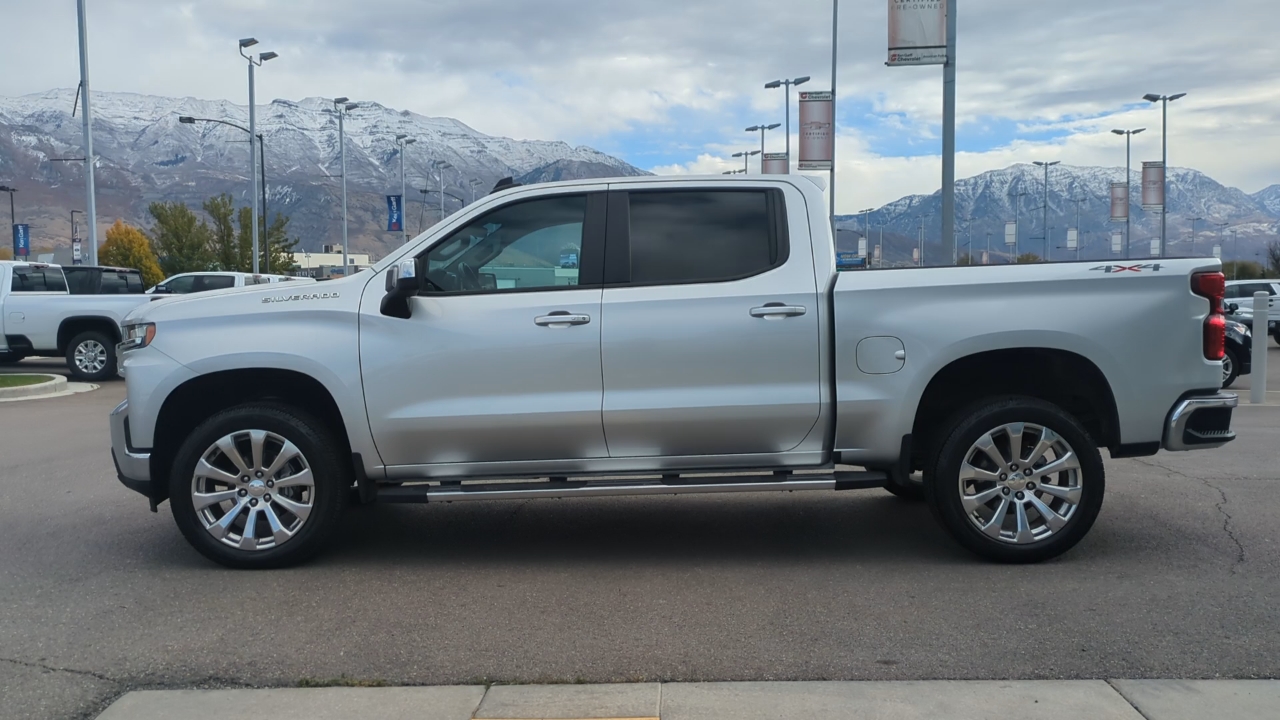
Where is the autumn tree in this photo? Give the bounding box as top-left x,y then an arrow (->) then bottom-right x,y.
99,219 -> 165,286
0,247 -> 11,261
149,201 -> 214,276
1016,253 -> 1043,264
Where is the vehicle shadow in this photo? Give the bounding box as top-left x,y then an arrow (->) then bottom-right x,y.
326,492 -> 980,568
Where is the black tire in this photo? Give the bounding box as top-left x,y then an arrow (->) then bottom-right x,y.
1273,330 -> 1280,347
924,396 -> 1105,564
65,330 -> 117,381
883,472 -> 925,501
169,403 -> 348,569
1223,347 -> 1240,388
0,351 -> 23,365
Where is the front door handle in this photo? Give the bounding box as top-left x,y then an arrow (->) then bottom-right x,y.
535,312 -> 591,328
750,304 -> 807,319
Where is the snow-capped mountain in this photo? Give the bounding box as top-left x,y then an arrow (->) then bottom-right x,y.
837,163 -> 1279,263
0,89 -> 646,256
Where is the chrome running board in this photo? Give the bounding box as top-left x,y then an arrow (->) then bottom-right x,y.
377,471 -> 887,504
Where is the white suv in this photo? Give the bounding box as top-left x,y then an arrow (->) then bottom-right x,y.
1224,280 -> 1279,344
147,272 -> 314,295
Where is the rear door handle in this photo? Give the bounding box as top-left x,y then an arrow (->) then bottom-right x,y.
750,304 -> 807,319
535,312 -> 591,328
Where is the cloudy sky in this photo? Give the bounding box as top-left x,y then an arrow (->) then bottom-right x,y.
1,0 -> 1277,211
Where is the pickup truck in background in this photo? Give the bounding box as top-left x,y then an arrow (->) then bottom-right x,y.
110,175 -> 1237,569
1,261 -> 151,381
147,271 -> 315,295
1225,279 -> 1279,345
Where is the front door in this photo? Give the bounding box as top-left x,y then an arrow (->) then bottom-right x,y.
599,186 -> 823,459
361,190 -> 609,470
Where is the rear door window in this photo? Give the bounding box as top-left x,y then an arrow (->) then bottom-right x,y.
99,272 -> 130,294
10,267 -> 68,293
622,189 -> 785,286
193,275 -> 237,292
164,275 -> 196,294
62,268 -> 98,294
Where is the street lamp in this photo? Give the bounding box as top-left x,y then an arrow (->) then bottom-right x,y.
1009,188 -> 1029,259
180,115 -> 271,269
1069,196 -> 1087,261
395,134 -> 416,245
1188,216 -> 1203,257
764,76 -> 810,170
1033,161 -> 1060,261
332,98 -> 357,269
731,150 -> 760,174
432,160 -> 453,222
1111,128 -> 1146,260
1142,92 -> 1187,258
0,185 -> 15,228
239,38 -> 277,274
469,178 -> 483,204
745,123 -> 782,170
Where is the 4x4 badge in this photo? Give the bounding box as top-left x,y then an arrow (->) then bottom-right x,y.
1090,264 -> 1163,273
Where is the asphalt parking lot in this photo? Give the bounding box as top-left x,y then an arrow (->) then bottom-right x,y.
2,351 -> 1279,720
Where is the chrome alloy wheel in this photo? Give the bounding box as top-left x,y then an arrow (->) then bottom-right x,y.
191,430 -> 315,551
74,340 -> 108,374
1222,353 -> 1234,385
958,422 -> 1082,545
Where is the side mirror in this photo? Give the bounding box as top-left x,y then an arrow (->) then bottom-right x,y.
152,284 -> 169,294
1226,302 -> 1239,314
380,259 -> 420,319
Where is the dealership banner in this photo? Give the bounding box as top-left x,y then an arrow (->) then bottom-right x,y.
761,152 -> 789,175
888,0 -> 948,66
1111,231 -> 1123,254
386,195 -> 403,232
12,223 -> 29,257
1142,162 -> 1165,211
1005,221 -> 1017,247
858,238 -> 868,257
1110,182 -> 1129,221
1150,239 -> 1161,257
798,91 -> 835,171
1067,228 -> 1079,250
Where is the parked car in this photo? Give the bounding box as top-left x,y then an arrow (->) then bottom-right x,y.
147,272 -> 314,295
1224,279 -> 1279,345
0,261 -> 151,380
1222,317 -> 1252,388
63,265 -> 146,295
111,175 -> 1237,569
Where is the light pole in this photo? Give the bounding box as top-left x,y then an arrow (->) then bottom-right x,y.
0,185 -> 15,227
1033,161 -> 1059,261
469,179 -> 483,204
1009,189 -> 1028,260
432,160 -> 453,221
180,115 -> 269,268
1188,216 -> 1203,257
1110,128 -> 1144,260
858,207 -> 874,259
1069,196 -> 1087,261
764,76 -> 810,171
985,231 -> 992,264
1143,92 -> 1186,258
745,123 -> 781,170
76,0 -> 98,266
332,97 -> 357,270
732,150 -> 760,174
395,134 -> 416,245
239,39 -> 277,274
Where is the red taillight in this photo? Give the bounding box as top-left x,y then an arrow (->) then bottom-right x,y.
1191,272 -> 1227,360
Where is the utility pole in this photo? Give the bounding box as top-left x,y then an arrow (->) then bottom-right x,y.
1010,189 -> 1028,260
1033,161 -> 1059,261
941,0 -> 958,265
396,134 -> 416,245
1143,92 -> 1186,258
333,97 -> 356,270
76,0 -> 98,266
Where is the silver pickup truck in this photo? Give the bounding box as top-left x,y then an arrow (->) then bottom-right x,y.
110,175 -> 1237,569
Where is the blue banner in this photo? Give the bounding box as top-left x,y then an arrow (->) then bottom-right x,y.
386,195 -> 403,232
13,224 -> 30,257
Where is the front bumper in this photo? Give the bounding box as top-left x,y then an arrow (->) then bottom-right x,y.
110,399 -> 151,496
1163,392 -> 1238,452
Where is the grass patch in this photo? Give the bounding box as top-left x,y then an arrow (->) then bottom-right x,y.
297,676 -> 389,688
0,375 -> 48,389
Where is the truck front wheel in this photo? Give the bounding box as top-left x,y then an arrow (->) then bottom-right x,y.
924,397 -> 1105,563
169,404 -> 348,569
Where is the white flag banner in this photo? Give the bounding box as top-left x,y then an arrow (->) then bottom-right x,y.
1213,245 -> 1222,259
1067,228 -> 1079,250
858,238 -> 868,257
888,0 -> 948,66
912,246 -> 921,263
1111,231 -> 1123,254
798,91 -> 835,171
761,152 -> 789,175
1142,161 -> 1165,211
1150,238 -> 1161,257
1110,182 -> 1129,221
1005,221 -> 1017,247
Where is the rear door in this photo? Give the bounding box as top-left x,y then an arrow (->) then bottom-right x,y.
5,266 -> 69,350
598,184 -> 822,458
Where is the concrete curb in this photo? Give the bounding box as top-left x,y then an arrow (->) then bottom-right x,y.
95,679 -> 1280,720
0,378 -> 98,403
0,373 -> 66,399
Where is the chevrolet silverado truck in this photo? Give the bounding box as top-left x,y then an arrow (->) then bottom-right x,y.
1,261 -> 150,380
110,175 -> 1237,569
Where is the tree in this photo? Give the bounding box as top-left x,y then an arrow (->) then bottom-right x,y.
149,201 -> 214,276
1267,240 -> 1280,278
1016,253 -> 1042,264
1222,260 -> 1266,281
957,253 -> 975,266
263,212 -> 300,274
100,220 -> 165,286
0,247 -> 11,261
204,193 -> 247,272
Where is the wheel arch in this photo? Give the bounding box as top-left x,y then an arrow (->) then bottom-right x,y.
149,368 -> 352,505
58,316 -> 122,353
910,347 -> 1120,471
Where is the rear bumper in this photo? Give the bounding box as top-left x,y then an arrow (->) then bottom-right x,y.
110,399 -> 151,496
1163,392 -> 1238,452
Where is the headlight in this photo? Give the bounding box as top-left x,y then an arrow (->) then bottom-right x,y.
119,322 -> 156,352
1225,320 -> 1250,335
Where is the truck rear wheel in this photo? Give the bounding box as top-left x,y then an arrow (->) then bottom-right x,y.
169,403 -> 348,569
66,330 -> 117,381
924,396 -> 1105,563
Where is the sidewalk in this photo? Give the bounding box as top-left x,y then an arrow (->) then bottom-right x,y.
96,679 -> 1280,719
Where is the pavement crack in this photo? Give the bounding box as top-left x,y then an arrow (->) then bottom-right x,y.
0,656 -> 118,684
1130,458 -> 1246,572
